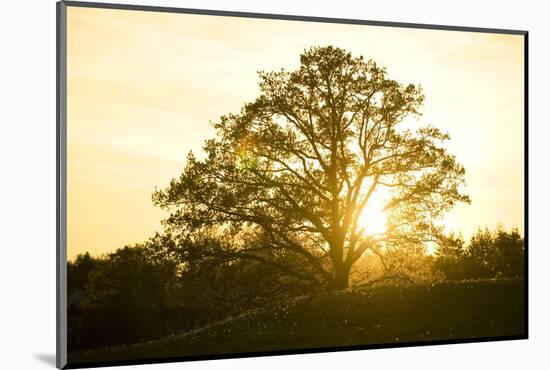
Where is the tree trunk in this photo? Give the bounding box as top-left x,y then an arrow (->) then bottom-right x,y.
328,262 -> 350,290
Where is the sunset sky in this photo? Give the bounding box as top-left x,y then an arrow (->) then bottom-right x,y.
66,6 -> 524,260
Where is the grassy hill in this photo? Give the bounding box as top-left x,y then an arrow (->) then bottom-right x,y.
68,279 -> 525,366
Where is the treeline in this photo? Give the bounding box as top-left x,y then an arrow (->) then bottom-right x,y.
68,245 -> 189,351
67,226 -> 524,351
67,234 -> 311,351
433,226 -> 524,280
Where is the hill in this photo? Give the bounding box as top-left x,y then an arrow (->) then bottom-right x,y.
68,279 -> 525,366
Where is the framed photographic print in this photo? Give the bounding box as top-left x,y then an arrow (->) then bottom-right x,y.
56,1 -> 528,368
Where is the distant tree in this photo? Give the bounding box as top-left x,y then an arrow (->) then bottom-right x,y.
492,227 -> 524,277
153,46 -> 469,290
79,246 -> 178,348
434,226 -> 524,280
465,226 -> 524,279
67,252 -> 100,292
436,232 -> 465,259
432,232 -> 466,280
464,227 -> 500,278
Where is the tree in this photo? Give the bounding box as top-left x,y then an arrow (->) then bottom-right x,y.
464,226 -> 524,279
432,232 -> 466,280
79,246 -> 179,348
436,232 -> 465,259
153,46 -> 469,290
464,227 -> 499,278
68,252 -> 100,292
433,226 -> 524,280
492,227 -> 524,277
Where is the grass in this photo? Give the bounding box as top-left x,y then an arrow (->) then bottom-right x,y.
68,279 -> 525,365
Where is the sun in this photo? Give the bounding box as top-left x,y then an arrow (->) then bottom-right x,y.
357,189 -> 389,237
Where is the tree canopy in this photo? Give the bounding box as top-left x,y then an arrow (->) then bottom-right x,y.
433,226 -> 524,280
153,46 -> 470,290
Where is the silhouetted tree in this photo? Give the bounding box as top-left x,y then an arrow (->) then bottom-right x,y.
436,232 -> 465,259
78,246 -> 179,348
434,226 -> 524,280
153,46 -> 470,290
464,226 -> 524,279
492,227 -> 524,277
432,232 -> 466,280
67,252 -> 100,292
465,227 -> 499,278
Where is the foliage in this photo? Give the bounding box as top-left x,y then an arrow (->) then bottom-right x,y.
350,244 -> 439,287
67,235 -> 315,351
433,226 -> 524,280
67,252 -> 100,292
149,232 -> 313,299
68,224 -> 523,351
153,46 -> 469,290
68,245 -> 189,350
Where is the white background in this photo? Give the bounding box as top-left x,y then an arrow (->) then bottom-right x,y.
1,0 -> 547,369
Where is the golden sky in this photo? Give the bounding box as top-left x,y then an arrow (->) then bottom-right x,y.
67,6 -> 525,260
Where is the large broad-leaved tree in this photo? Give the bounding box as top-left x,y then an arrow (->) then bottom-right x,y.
153,46 -> 470,290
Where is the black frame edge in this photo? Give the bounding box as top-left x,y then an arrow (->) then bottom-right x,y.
62,0 -> 527,35
65,335 -> 528,369
57,1 -> 68,369
523,32 -> 530,338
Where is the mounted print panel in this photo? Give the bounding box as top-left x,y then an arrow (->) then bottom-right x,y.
57,1 -> 528,368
